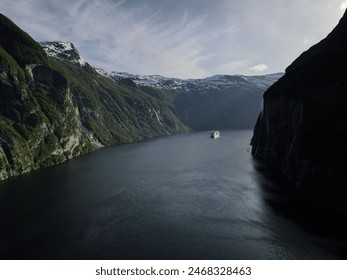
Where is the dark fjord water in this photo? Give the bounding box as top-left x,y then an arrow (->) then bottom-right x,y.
1,130 -> 347,259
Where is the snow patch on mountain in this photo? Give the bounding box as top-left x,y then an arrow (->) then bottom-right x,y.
241,73 -> 283,90
40,41 -> 283,93
110,72 -> 283,93
40,41 -> 89,67
95,67 -> 110,77
110,72 -> 184,88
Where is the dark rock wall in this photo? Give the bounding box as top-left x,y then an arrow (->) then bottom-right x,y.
251,11 -> 347,208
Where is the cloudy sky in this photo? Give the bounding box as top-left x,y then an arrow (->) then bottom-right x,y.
1,0 -> 346,78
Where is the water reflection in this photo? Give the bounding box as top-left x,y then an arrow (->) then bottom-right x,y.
251,158 -> 347,258
0,130 -> 347,259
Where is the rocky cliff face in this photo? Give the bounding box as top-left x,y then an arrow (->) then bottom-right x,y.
0,14 -> 187,181
0,14 -> 98,181
251,11 -> 347,209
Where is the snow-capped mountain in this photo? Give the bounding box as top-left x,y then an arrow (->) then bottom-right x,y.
109,71 -> 283,93
108,71 -> 283,130
41,41 -> 282,93
40,41 -> 90,67
40,41 -> 283,130
110,72 -> 184,89
239,74 -> 283,90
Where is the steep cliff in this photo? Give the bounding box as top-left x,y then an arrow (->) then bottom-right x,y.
0,14 -> 187,181
251,11 -> 347,209
0,14 -> 96,180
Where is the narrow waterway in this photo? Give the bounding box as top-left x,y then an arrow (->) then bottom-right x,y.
0,130 -> 346,259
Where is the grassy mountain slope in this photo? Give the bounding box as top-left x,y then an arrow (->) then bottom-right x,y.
0,14 -> 187,181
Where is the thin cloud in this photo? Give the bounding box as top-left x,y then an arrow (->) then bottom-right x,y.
216,59 -> 251,75
250,64 -> 268,72
0,0 -> 346,78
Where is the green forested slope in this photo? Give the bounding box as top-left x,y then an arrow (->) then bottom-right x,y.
0,14 -> 187,181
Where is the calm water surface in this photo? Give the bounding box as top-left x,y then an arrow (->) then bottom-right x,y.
0,130 -> 346,259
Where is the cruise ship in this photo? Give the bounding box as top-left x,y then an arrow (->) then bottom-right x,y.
210,130 -> 220,139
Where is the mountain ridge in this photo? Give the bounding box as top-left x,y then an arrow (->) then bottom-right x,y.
40,40 -> 282,92
109,71 -> 283,92
41,40 -> 282,131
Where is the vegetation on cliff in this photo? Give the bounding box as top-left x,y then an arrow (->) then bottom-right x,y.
0,14 -> 187,181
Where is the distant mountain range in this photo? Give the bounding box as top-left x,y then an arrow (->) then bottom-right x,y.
108,71 -> 281,92
41,40 -> 282,130
40,40 -> 281,93
0,13 -> 281,181
41,40 -> 281,93
109,71 -> 282,131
